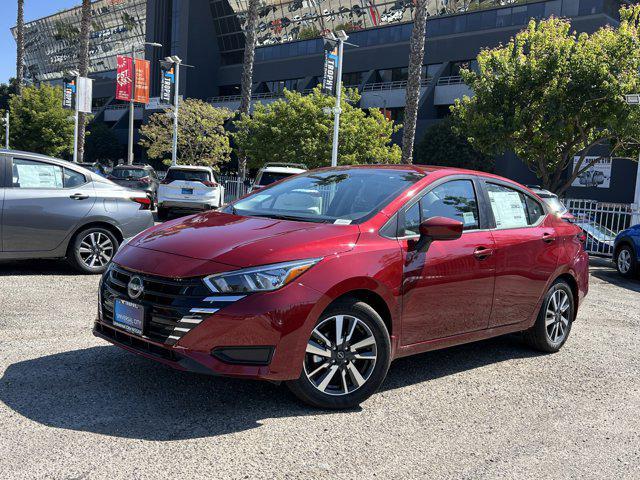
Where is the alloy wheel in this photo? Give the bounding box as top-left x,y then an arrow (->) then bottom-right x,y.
78,231 -> 114,269
618,249 -> 631,274
545,289 -> 570,344
304,315 -> 377,396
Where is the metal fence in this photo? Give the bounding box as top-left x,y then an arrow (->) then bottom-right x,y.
219,175 -> 251,204
564,198 -> 640,257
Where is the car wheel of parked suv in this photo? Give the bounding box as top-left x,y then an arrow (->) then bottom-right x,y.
523,280 -> 574,353
286,300 -> 391,409
68,227 -> 119,274
615,245 -> 636,278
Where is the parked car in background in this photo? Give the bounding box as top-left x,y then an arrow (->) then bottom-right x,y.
250,162 -> 307,192
0,150 -> 154,274
613,223 -> 640,277
78,162 -> 108,177
108,165 -> 160,206
95,165 -> 588,409
157,165 -> 224,221
573,219 -> 616,256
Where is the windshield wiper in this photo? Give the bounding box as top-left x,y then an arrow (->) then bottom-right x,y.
248,212 -> 327,223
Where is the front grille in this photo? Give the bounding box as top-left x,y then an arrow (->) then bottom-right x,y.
101,264 -> 244,345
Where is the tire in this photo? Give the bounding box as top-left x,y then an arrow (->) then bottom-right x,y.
523,280 -> 574,353
286,300 -> 391,409
615,244 -> 636,278
157,207 -> 169,222
67,227 -> 119,274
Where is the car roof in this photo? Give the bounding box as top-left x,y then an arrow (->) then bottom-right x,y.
0,149 -> 97,176
168,165 -> 212,171
260,166 -> 307,174
114,164 -> 150,169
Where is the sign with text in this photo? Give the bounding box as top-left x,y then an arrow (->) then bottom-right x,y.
134,58 -> 150,104
160,62 -> 175,105
572,157 -> 612,189
116,55 -> 133,101
77,77 -> 93,113
322,44 -> 338,95
62,76 -> 76,110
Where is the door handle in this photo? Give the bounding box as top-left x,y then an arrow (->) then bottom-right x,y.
542,233 -> 557,243
69,193 -> 89,200
473,246 -> 494,260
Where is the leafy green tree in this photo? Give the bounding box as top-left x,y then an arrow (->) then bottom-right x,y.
0,79 -> 18,111
84,122 -> 123,164
139,98 -> 232,168
416,117 -> 494,172
9,84 -> 75,158
452,6 -> 640,194
233,87 -> 401,169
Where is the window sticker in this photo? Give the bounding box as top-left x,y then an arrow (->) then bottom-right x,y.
488,190 -> 527,229
462,211 -> 476,225
334,219 -> 352,225
15,163 -> 63,189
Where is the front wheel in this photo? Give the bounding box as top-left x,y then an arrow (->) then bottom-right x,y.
615,245 -> 636,278
286,300 -> 391,409
523,280 -> 574,353
68,227 -> 118,274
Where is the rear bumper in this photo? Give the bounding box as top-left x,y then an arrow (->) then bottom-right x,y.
159,200 -> 219,209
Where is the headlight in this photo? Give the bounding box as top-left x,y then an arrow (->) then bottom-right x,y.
203,258 -> 322,294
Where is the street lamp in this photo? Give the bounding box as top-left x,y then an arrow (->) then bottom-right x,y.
67,69 -> 80,163
161,55 -> 194,166
325,30 -> 349,168
127,41 -> 163,165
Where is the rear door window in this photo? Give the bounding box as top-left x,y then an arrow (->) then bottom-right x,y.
12,158 -> 63,189
487,183 -> 544,229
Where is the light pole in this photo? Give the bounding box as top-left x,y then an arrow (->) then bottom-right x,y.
162,55 -> 194,166
128,42 -> 162,165
328,30 -> 348,168
67,69 -> 80,163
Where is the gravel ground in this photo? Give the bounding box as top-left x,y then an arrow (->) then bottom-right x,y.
0,258 -> 638,479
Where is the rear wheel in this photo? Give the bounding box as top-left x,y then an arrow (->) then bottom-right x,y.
615,245 -> 636,278
523,280 -> 574,353
68,227 -> 118,274
286,300 -> 391,409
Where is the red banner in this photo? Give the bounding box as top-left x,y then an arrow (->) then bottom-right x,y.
134,59 -> 150,104
116,55 -> 133,102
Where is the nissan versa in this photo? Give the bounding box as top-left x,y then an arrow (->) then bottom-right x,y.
95,166 -> 589,409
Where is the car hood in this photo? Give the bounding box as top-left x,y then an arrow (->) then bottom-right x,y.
127,211 -> 360,267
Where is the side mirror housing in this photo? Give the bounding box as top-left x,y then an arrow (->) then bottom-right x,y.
414,216 -> 464,252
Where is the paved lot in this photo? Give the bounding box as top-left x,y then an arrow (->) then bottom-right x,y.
0,258 -> 638,479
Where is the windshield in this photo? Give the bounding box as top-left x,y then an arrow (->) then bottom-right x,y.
166,169 -> 212,182
112,168 -> 148,179
257,171 -> 295,186
232,168 -> 425,224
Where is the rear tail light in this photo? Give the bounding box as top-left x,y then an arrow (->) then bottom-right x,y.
131,196 -> 152,210
203,181 -> 218,188
578,232 -> 587,244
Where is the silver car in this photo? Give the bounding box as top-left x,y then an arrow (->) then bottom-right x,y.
0,150 -> 155,273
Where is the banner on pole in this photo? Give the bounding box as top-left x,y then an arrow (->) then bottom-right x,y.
134,59 -> 151,104
160,61 -> 176,105
77,77 -> 93,114
116,55 -> 133,101
322,42 -> 338,95
62,76 -> 76,110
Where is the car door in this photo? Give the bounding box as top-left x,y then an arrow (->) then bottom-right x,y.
399,177 -> 496,345
481,180 -> 561,328
2,156 -> 96,252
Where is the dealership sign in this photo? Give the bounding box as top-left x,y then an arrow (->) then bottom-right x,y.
62,76 -> 76,109
116,55 -> 133,101
134,58 -> 151,104
76,77 -> 93,114
572,156 -> 612,189
160,62 -> 175,105
322,42 -> 338,95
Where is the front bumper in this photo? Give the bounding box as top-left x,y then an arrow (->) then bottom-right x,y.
96,264 -> 328,381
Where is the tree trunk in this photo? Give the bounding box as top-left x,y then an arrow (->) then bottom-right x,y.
77,0 -> 92,163
237,0 -> 260,179
16,0 -> 24,95
401,0 -> 429,164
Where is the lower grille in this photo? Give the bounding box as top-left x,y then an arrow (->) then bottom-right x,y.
100,264 -> 244,345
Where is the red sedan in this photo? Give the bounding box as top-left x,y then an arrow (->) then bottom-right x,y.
95,166 -> 588,409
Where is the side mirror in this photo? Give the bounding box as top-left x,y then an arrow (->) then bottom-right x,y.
560,211 -> 575,221
414,216 -> 463,252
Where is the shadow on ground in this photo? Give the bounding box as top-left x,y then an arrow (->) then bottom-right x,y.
0,259 -> 81,276
589,257 -> 640,293
0,335 -> 539,441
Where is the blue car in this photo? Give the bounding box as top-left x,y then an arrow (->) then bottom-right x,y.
613,224 -> 640,277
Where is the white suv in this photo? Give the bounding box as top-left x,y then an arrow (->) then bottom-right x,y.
157,165 -> 224,220
250,163 -> 307,192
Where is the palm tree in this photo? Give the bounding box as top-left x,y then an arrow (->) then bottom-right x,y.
77,0 -> 92,163
401,0 -> 429,164
237,0 -> 260,179
16,0 -> 24,95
